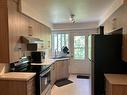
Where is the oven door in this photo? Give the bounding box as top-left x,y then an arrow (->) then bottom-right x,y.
39,68 -> 51,95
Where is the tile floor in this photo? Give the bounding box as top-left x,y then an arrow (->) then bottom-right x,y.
51,75 -> 91,95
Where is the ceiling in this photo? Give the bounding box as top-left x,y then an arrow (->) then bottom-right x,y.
22,0 -> 115,24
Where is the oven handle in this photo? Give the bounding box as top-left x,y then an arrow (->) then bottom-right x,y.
39,67 -> 51,77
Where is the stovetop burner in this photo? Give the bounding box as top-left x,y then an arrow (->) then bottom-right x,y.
10,57 -> 51,74
30,64 -> 51,74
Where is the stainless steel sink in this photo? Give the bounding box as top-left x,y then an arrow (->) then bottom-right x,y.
51,56 -> 67,59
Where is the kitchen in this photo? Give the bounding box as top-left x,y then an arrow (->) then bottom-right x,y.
0,0 -> 127,95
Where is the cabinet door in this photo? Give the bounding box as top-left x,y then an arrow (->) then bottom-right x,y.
51,63 -> 56,87
63,60 -> 69,79
56,61 -> 63,80
8,0 -> 22,62
0,80 -> 26,95
0,77 -> 35,95
0,3 -> 9,63
45,30 -> 51,48
56,60 -> 69,81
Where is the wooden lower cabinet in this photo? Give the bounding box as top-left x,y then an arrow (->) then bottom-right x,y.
50,59 -> 70,87
105,74 -> 127,95
0,77 -> 35,95
55,60 -> 69,81
106,81 -> 127,95
51,63 -> 56,87
27,77 -> 35,95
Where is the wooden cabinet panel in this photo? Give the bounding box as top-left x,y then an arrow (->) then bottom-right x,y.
0,80 -> 26,95
63,60 -> 69,78
55,60 -> 69,81
51,63 -> 56,87
50,59 -> 70,87
106,81 -> 127,95
55,61 -> 63,80
106,81 -> 112,95
27,77 -> 35,95
8,0 -> 21,62
105,74 -> 127,95
0,77 -> 35,95
0,5 -> 9,63
45,30 -> 51,48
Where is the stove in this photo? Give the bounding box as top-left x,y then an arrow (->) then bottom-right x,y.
10,56 -> 51,95
10,57 -> 50,72
30,64 -> 51,77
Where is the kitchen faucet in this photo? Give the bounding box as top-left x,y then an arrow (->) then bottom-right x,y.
54,49 -> 57,58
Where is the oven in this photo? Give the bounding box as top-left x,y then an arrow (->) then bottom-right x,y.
35,66 -> 51,95
10,57 -> 51,95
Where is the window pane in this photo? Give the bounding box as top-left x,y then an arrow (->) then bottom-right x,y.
74,36 -> 85,48
74,48 -> 85,59
74,36 -> 85,60
88,35 -> 92,60
58,34 -> 62,51
66,34 -> 69,47
61,34 -> 65,47
52,33 -> 69,55
54,34 -> 57,50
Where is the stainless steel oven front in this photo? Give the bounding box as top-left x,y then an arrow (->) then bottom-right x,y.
38,67 -> 51,95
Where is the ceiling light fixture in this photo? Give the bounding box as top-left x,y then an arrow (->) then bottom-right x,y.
69,14 -> 76,23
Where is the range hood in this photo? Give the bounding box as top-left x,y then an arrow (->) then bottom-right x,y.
20,36 -> 44,44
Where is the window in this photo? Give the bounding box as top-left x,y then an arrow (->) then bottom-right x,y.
74,36 -> 85,60
52,33 -> 69,54
88,35 -> 92,60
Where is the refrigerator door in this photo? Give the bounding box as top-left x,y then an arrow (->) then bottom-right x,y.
92,34 -> 122,95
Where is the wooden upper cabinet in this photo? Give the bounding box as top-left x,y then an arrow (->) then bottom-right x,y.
0,0 -> 51,63
43,30 -> 51,49
0,0 -> 9,63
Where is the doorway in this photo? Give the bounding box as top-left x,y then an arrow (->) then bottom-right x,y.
69,32 -> 91,75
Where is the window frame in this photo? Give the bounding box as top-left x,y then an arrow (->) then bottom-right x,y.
73,35 -> 85,60
51,32 -> 69,55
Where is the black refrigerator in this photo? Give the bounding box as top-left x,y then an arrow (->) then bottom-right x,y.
91,28 -> 125,95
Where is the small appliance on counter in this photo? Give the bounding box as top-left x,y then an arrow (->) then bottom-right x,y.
59,46 -> 70,58
31,51 -> 45,63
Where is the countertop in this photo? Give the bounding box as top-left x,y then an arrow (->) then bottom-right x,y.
0,58 -> 69,81
31,57 -> 69,66
0,72 -> 36,81
105,74 -> 127,85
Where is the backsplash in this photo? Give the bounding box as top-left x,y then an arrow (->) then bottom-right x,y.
0,64 -> 9,75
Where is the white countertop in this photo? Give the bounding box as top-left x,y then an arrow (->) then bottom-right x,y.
31,58 -> 69,66
0,72 -> 36,81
